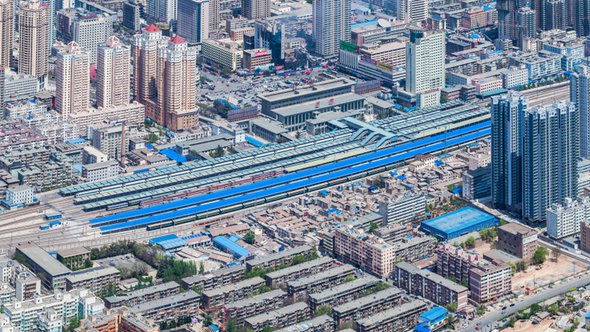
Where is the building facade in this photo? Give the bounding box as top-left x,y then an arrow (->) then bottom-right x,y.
0,0 -> 13,67
522,102 -> 579,223
491,91 -> 527,212
547,197 -> 590,239
96,36 -> 130,108
497,223 -> 538,263
312,0 -> 350,57
19,0 -> 49,79
176,0 -> 209,44
55,42 -> 90,119
405,28 -> 445,108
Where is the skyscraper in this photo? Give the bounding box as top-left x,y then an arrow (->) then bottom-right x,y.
396,0 -> 429,23
146,0 -> 177,24
405,28 -> 445,108
543,0 -> 567,31
132,25 -> 200,131
208,0 -> 219,35
516,7 -> 536,48
571,65 -> 590,159
97,36 -> 130,108
55,42 -> 90,119
491,91 -> 527,212
241,0 -> 269,19
572,0 -> 590,36
157,35 -> 199,131
71,11 -> 113,64
177,0 -> 209,43
19,0 -> 49,78
254,19 -> 285,65
0,0 -> 13,67
497,0 -> 521,40
522,102 -> 579,223
312,0 -> 350,57
133,24 -> 167,123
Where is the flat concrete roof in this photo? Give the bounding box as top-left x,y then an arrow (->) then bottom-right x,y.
17,244 -> 71,277
258,78 -> 355,103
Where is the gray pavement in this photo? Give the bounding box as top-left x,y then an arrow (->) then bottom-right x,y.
463,273 -> 590,331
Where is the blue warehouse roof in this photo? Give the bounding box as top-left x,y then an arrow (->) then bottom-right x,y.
213,236 -> 251,258
419,306 -> 448,324
420,207 -> 497,240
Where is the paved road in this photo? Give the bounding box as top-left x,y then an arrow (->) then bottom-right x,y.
463,272 -> 590,331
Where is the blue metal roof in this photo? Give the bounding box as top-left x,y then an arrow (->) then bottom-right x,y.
213,236 -> 251,258
245,136 -> 265,147
419,306 -> 448,323
421,207 -> 497,235
159,148 -> 188,163
158,238 -> 188,250
150,234 -> 179,244
94,121 -> 491,232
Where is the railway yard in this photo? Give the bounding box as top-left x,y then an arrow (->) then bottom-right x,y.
0,100 -> 492,252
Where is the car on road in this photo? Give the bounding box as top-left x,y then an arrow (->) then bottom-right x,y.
510,303 -> 515,307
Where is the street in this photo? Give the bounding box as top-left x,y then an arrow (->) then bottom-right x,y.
463,272 -> 590,331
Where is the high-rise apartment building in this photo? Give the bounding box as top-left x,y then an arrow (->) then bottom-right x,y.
571,65 -> 590,159
97,36 -> 130,108
208,0 -> 219,35
396,0 -> 429,23
19,0 -> 49,79
516,7 -> 536,48
0,0 -> 13,67
176,0 -> 209,44
157,35 -> 199,131
57,9 -> 114,64
55,42 -> 90,119
491,91 -> 527,212
132,25 -> 200,131
146,0 -> 177,23
133,24 -> 167,121
312,0 -> 350,57
497,0 -> 527,41
405,28 -> 445,108
572,0 -> 590,36
522,102 -> 579,223
543,0 -> 567,31
241,0 -> 269,19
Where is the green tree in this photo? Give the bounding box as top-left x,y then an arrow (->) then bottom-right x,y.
464,236 -> 476,248
533,247 -> 549,265
369,222 -> 379,234
445,302 -> 458,312
243,231 -> 256,245
314,305 -> 332,317
65,316 -> 80,332
199,261 -> 205,274
202,314 -> 213,327
476,306 -> 486,315
344,274 -> 356,282
148,132 -> 158,143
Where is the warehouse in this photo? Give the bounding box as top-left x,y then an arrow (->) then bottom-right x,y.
419,207 -> 498,240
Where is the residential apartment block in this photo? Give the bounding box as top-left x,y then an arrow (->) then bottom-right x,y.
246,245 -> 313,272
244,302 -> 310,332
264,256 -> 334,288
393,262 -> 469,311
355,299 -> 428,332
181,264 -> 244,291
202,277 -> 264,308
286,264 -> 356,301
332,287 -> 403,326
225,289 -> 287,327
129,290 -> 200,321
497,223 -> 538,263
65,266 -> 121,295
308,275 -> 378,312
104,281 -> 180,308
